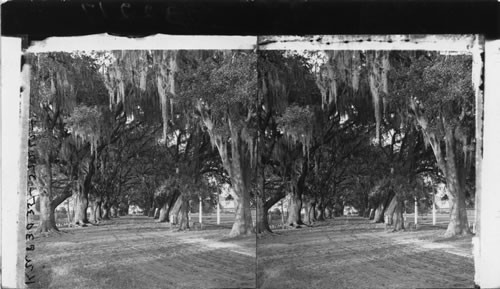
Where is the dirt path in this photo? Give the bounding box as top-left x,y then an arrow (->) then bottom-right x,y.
29,215 -> 256,289
257,217 -> 474,289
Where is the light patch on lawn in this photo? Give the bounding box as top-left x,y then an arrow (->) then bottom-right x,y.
176,236 -> 256,257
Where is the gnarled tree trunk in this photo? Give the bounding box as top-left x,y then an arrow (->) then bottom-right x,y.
324,201 -> 334,219
384,194 -> 405,232
286,164 -> 307,227
35,163 -> 73,233
89,199 -> 97,223
158,190 -> 180,223
169,194 -> 189,230
315,197 -> 325,221
368,208 -> 375,219
101,198 -> 110,220
413,102 -> 471,237
372,203 -> 385,223
74,186 -> 89,226
74,157 -> 95,226
95,198 -> 102,221
158,203 -> 169,222
37,192 -> 58,233
445,168 -> 470,237
177,196 -> 190,231
257,190 -> 286,233
303,197 -> 316,225
286,188 -> 303,227
255,161 -> 272,234
153,207 -> 160,219
110,204 -> 118,218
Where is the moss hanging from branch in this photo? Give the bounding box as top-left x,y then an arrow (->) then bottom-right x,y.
318,51 -> 390,144
277,105 -> 315,157
105,50 -> 179,141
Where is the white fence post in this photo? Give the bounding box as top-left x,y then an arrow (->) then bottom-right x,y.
414,197 -> 418,225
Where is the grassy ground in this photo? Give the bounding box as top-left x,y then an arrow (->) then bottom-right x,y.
258,215 -> 474,289
27,212 -> 474,289
28,214 -> 256,289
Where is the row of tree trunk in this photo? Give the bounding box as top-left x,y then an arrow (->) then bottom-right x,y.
365,191 -> 405,231
147,190 -> 190,231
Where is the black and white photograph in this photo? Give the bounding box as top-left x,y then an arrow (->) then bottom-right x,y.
256,36 -> 481,289
22,47 -> 257,289
1,2 -> 500,289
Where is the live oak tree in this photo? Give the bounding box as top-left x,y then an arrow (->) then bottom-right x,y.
65,102 -> 128,225
257,51 -> 322,231
29,52 -> 108,233
391,52 -> 475,236
259,51 -> 374,230
103,50 -> 257,237
188,51 -> 258,237
318,50 -> 474,237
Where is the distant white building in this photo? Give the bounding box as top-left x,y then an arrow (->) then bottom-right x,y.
343,206 -> 358,216
129,205 -> 143,215
219,184 -> 236,211
434,183 -> 451,210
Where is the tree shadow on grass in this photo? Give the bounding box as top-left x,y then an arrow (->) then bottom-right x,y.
433,234 -> 473,243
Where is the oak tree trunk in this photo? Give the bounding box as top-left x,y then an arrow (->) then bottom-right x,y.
37,192 -> 58,233
110,205 -> 118,218
364,208 -> 371,218
316,198 -> 325,221
413,108 -> 471,237
230,186 -> 253,237
89,199 -> 97,223
445,173 -> 470,237
325,202 -> 334,219
255,192 -> 271,234
384,195 -> 405,232
255,160 -> 273,234
95,200 -> 102,221
158,190 -> 180,223
101,200 -> 110,220
392,201 -> 405,231
324,207 -> 332,219
303,198 -> 316,225
74,187 -> 89,226
177,196 -> 190,231
368,208 -> 375,219
169,194 -> 189,230
169,194 -> 183,225
286,188 -> 303,227
153,207 -> 160,219
158,204 -> 169,222
372,203 -> 385,223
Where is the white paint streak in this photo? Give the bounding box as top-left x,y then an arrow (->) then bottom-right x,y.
259,35 -> 476,52
478,39 -> 500,289
26,34 -> 257,52
1,37 -> 26,289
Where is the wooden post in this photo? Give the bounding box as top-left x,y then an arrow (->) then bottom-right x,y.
281,200 -> 285,229
1,38 -> 28,289
216,193 -> 220,225
67,199 -> 71,227
198,195 -> 202,224
432,191 -> 436,226
414,197 -> 418,225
